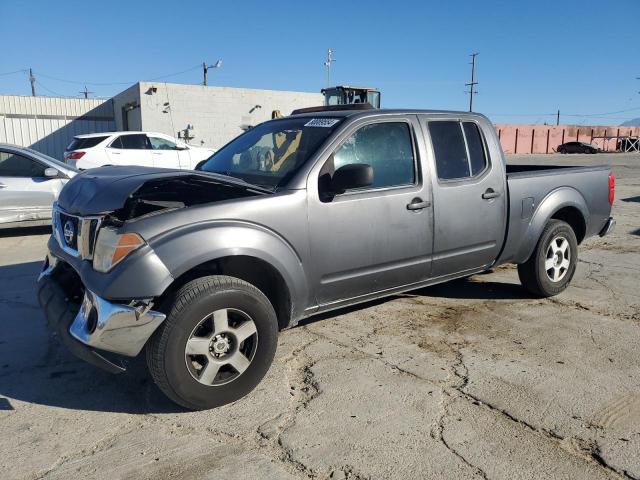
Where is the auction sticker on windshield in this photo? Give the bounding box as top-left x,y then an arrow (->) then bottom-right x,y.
304,118 -> 340,128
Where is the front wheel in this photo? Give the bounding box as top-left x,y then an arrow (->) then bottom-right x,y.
517,220 -> 578,297
146,275 -> 278,410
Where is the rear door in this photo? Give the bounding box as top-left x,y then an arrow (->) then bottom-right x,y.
107,134 -> 153,166
307,116 -> 433,305
0,150 -> 59,224
147,135 -> 182,169
422,118 -> 506,277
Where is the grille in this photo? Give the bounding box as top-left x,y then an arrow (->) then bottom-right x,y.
59,213 -> 79,250
52,204 -> 103,260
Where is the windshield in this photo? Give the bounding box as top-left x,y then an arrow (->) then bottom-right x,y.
199,117 -> 342,188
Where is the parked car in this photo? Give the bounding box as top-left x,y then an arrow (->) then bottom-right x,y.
38,107 -> 615,409
0,143 -> 77,228
64,132 -> 215,170
557,141 -> 599,154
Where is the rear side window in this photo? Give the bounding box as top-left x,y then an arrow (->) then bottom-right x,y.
463,122 -> 487,175
111,134 -> 149,149
66,136 -> 108,151
429,121 -> 488,180
429,121 -> 469,180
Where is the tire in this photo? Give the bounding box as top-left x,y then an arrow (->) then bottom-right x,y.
146,275 -> 278,410
559,148 -> 567,154
517,220 -> 578,297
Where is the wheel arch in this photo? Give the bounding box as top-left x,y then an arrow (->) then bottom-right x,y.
515,187 -> 588,264
151,223 -> 310,329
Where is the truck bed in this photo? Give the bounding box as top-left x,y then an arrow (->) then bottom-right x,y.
506,163 -> 610,177
497,163 -> 612,265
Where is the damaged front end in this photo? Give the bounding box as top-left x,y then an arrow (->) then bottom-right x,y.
39,167 -> 269,372
112,174 -> 265,221
37,257 -> 165,373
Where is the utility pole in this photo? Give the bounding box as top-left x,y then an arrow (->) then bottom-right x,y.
29,68 -> 36,97
324,48 -> 335,87
556,109 -> 560,126
465,53 -> 479,112
79,86 -> 93,99
203,59 -> 223,86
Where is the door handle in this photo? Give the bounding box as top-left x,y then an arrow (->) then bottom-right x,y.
482,188 -> 501,200
407,198 -> 431,211
0,183 -> 6,189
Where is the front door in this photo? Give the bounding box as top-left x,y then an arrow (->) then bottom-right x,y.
148,135 -> 182,169
107,134 -> 153,167
307,117 -> 433,306
422,118 -> 506,277
0,150 -> 59,224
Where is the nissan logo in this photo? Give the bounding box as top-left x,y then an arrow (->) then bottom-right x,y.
63,220 -> 75,246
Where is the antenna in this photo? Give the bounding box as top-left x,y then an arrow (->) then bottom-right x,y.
79,85 -> 94,99
324,49 -> 335,87
29,68 -> 36,96
465,53 -> 479,112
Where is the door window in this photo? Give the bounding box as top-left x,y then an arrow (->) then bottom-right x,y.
326,122 -> 415,190
148,136 -> 177,150
0,151 -> 46,177
110,134 -> 150,149
462,122 -> 488,175
429,121 -> 488,180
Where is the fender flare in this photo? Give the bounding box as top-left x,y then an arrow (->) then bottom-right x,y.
150,220 -> 310,319
514,187 -> 589,264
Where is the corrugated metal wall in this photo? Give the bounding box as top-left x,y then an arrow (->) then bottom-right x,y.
0,95 -> 115,160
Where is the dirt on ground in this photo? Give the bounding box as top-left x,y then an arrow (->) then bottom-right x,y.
0,153 -> 639,480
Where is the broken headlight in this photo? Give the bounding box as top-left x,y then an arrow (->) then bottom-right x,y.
93,227 -> 145,273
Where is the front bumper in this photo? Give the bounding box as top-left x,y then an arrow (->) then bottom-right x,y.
37,254 -> 166,373
599,216 -> 616,237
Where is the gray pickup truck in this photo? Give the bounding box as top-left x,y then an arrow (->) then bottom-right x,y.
38,106 -> 615,409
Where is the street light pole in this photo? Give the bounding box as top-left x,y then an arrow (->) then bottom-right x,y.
203,59 -> 223,86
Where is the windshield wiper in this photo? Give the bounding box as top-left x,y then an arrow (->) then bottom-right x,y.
198,170 -> 275,193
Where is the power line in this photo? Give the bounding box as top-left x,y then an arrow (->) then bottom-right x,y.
34,64 -> 202,86
34,79 -> 73,98
0,69 -> 27,77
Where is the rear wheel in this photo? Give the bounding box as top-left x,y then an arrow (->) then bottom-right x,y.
559,147 -> 567,154
146,275 -> 278,410
518,220 -> 578,297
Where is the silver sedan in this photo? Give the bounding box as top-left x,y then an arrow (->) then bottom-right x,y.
0,143 -> 77,228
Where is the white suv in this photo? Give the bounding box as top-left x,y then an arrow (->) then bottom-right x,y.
64,132 -> 215,170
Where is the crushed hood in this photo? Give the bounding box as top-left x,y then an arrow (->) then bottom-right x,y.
57,165 -> 268,218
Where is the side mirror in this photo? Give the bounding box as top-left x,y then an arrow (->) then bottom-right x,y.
175,144 -> 189,151
331,163 -> 373,193
44,167 -> 59,178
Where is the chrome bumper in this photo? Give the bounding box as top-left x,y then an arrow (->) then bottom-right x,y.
70,289 -> 165,357
38,254 -> 166,366
599,216 -> 615,237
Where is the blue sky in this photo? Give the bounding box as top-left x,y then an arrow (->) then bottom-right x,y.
1,0 -> 638,125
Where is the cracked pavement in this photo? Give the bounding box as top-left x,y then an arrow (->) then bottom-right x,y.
1,153 -> 639,480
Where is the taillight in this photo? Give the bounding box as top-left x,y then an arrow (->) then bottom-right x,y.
67,151 -> 85,160
608,172 -> 615,205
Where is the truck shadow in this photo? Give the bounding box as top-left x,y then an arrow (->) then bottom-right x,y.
300,275 -> 531,326
0,261 -> 527,414
0,226 -> 51,238
0,261 -> 185,414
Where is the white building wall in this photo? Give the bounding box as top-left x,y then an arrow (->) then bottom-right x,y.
121,82 -> 323,149
0,95 -> 115,159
